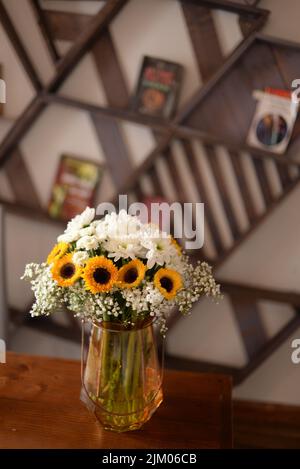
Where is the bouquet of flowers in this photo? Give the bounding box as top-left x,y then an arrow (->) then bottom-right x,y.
22,207 -> 221,431
22,207 -> 220,330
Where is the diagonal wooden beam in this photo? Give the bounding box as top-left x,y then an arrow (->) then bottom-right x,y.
0,0 -> 43,91
181,2 -> 224,81
221,280 -> 300,306
230,293 -> 267,360
5,148 -> 41,209
92,28 -> 129,109
178,0 -> 269,20
47,0 -> 128,93
30,0 -> 60,63
90,28 -> 134,190
0,0 -> 128,168
43,9 -> 92,45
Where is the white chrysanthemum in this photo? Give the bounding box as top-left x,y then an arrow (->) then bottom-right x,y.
57,230 -> 80,243
57,207 -> 95,243
103,236 -> 144,261
67,207 -> 95,230
78,225 -> 95,237
76,235 -> 99,251
73,250 -> 89,266
141,236 -> 178,269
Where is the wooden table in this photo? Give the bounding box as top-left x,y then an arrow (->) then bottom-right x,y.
0,352 -> 232,449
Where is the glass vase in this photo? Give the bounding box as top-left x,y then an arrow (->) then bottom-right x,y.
80,319 -> 163,432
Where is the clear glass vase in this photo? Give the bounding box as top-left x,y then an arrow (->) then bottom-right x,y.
80,319 -> 163,432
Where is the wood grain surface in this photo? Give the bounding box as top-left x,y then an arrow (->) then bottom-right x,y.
0,352 -> 232,449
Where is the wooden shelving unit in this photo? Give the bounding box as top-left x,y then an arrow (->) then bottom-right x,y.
1,0 -> 300,385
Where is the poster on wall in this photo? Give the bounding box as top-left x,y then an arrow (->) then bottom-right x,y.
247,88 -> 299,154
132,56 -> 183,119
48,155 -> 103,221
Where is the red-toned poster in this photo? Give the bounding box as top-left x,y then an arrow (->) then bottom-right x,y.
48,155 -> 103,221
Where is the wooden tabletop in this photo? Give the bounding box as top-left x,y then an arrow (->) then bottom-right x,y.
0,352 -> 232,449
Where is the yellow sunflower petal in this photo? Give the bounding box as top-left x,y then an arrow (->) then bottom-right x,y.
47,242 -> 69,265
118,259 -> 147,288
51,253 -> 82,287
83,256 -> 118,293
170,236 -> 182,255
154,267 -> 183,300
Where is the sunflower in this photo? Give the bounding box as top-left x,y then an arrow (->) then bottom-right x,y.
170,236 -> 182,255
154,268 -> 183,300
83,256 -> 118,293
118,259 -> 147,288
47,242 -> 69,265
51,253 -> 82,287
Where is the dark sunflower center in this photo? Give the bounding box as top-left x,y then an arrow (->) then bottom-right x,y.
124,267 -> 138,284
93,268 -> 111,285
160,276 -> 173,293
60,263 -> 75,279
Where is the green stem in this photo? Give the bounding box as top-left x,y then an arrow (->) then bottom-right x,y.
131,331 -> 142,412
124,330 -> 136,400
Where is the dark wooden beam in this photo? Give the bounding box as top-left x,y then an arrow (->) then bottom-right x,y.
238,312 -> 300,383
42,9 -> 91,43
0,96 -> 46,168
5,148 -> 42,209
276,163 -> 293,189
230,294 -> 267,360
90,28 -> 133,190
181,2 -> 224,81
42,93 -> 168,131
252,157 -> 274,206
47,0 -> 128,93
30,0 -> 60,63
221,281 -> 300,306
178,0 -> 269,18
91,113 -> 132,189
182,139 -> 224,256
204,143 -> 240,240
0,0 -> 43,91
92,28 -> 129,109
0,198 -> 65,227
227,150 -> 257,224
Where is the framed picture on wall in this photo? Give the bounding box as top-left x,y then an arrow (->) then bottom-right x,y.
247,88 -> 299,154
132,56 -> 183,119
48,155 -> 103,221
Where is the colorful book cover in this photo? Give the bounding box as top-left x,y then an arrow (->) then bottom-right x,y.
247,88 -> 299,154
132,56 -> 183,119
48,155 -> 103,221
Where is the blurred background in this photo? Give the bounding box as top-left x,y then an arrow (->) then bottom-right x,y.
1,0 -> 300,446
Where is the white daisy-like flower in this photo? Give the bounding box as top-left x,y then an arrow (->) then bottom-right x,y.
57,230 -> 81,243
73,250 -> 89,266
57,207 -> 95,243
142,236 -> 178,269
103,236 -> 144,261
78,225 -> 95,237
67,207 -> 95,231
76,235 -> 99,251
